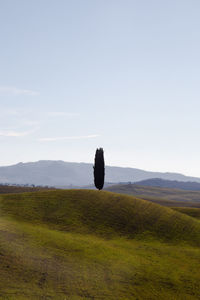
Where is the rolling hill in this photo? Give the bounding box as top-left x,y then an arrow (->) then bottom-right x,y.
0,189 -> 199,299
135,178 -> 200,191
106,183 -> 200,207
0,160 -> 200,187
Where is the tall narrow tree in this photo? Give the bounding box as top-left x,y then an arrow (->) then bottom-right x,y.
93,148 -> 105,190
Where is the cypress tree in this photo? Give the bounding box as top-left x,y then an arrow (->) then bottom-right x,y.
93,148 -> 105,190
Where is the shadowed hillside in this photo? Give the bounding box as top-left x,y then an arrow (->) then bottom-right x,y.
172,207 -> 200,220
0,190 -> 200,299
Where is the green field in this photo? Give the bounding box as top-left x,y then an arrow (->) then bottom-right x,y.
0,190 -> 199,299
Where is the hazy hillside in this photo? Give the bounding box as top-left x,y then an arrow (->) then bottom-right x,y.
0,185 -> 53,194
106,183 -> 200,207
0,160 -> 200,187
135,178 -> 200,191
0,189 -> 200,299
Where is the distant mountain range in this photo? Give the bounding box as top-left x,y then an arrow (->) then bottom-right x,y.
0,160 -> 200,187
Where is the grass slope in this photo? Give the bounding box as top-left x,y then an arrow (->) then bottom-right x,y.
0,190 -> 199,299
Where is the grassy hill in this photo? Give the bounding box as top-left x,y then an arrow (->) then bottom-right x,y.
0,189 -> 199,299
106,183 -> 200,207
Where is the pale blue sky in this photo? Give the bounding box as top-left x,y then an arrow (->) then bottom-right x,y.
0,0 -> 200,176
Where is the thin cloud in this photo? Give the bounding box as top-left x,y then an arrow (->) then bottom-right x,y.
47,112 -> 80,117
0,86 -> 39,96
22,120 -> 40,126
0,109 -> 19,116
0,128 -> 38,137
39,134 -> 99,142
